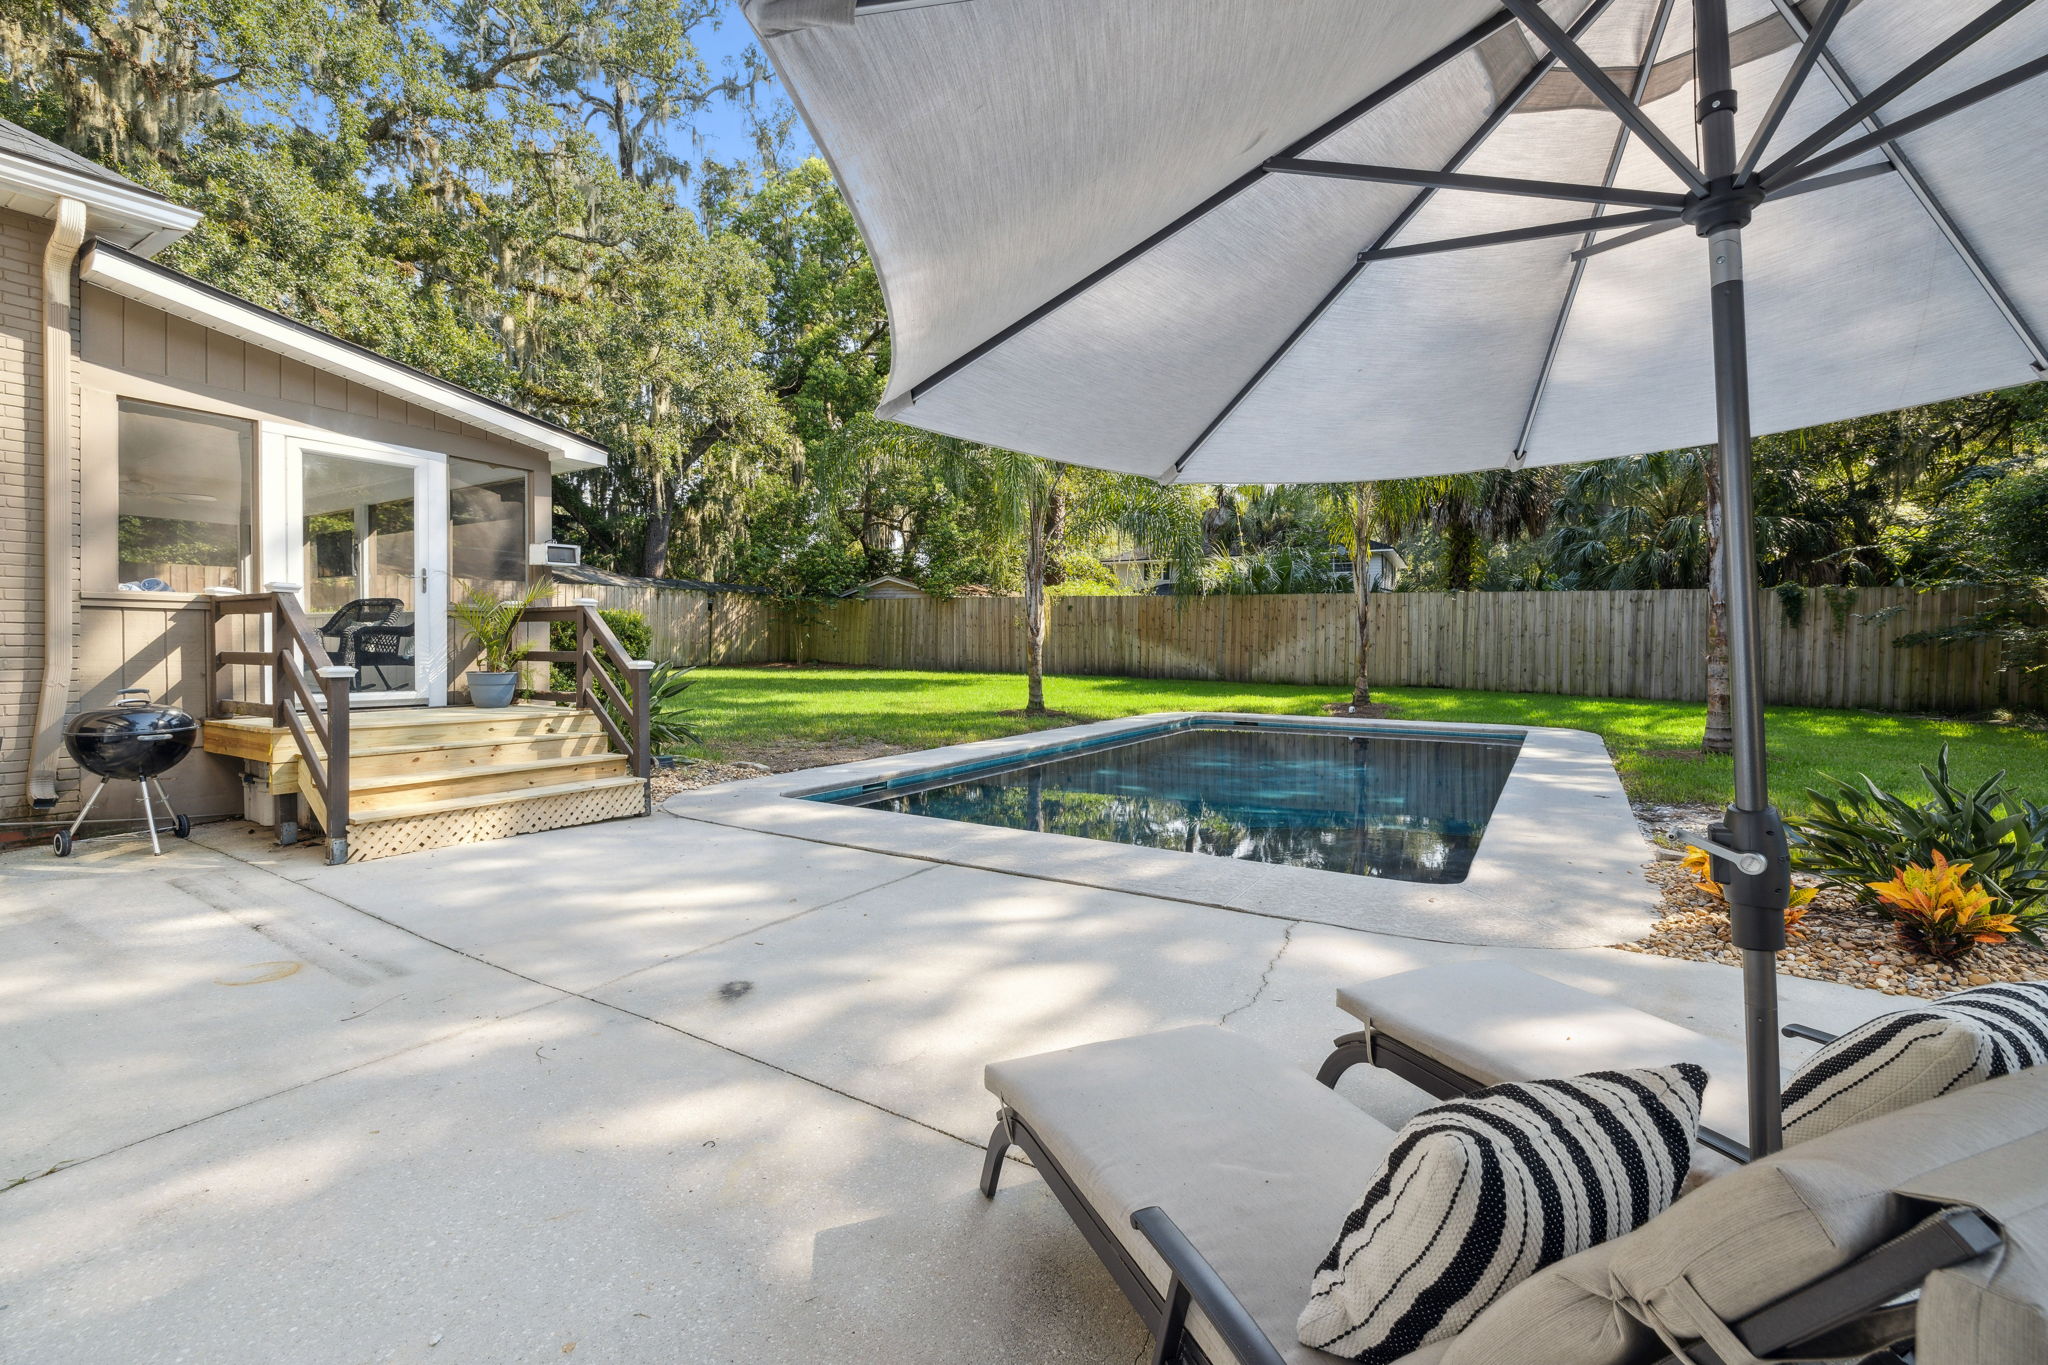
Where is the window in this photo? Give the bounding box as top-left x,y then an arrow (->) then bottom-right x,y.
116,401 -> 253,592
449,456 -> 529,595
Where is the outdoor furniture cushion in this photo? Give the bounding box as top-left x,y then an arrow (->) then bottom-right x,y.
1902,1130 -> 2048,1365
1782,981 -> 2048,1145
1337,962 -> 1771,1165
1438,1065 -> 2048,1365
985,1025 -> 1437,1365
1298,1063 -> 1707,1365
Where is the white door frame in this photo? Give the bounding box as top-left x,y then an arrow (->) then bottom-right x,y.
259,425 -> 451,706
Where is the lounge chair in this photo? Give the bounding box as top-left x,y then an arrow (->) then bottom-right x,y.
1313,961 -> 1834,1170
981,1024 -> 2043,1365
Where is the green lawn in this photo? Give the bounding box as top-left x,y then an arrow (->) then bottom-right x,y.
682,666 -> 2047,814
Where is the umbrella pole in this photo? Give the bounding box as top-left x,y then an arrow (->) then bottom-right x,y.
1697,0 -> 1791,1159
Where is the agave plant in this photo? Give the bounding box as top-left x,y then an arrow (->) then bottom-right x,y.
1790,746 -> 2048,938
645,660 -> 700,752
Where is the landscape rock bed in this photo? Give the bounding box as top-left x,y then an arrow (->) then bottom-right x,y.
1622,860 -> 2048,998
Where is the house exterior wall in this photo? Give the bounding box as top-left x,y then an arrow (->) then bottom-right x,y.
0,206 -> 77,826
0,267 -> 563,827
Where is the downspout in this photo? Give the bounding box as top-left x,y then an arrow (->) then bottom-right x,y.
27,198 -> 88,806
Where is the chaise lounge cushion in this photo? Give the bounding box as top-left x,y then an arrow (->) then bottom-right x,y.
1336,962 -> 1771,1163
1298,1064 -> 1706,1365
1904,1130 -> 2048,1365
986,1025 -> 1437,1365
1440,1065 -> 2048,1365
1782,982 -> 2048,1145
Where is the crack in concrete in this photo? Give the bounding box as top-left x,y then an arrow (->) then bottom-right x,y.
1219,921 -> 1297,1026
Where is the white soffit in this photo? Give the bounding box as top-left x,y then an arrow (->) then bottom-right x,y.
0,147 -> 198,258
78,242 -> 607,472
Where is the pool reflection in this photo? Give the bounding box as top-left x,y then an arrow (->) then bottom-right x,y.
837,726 -> 1521,885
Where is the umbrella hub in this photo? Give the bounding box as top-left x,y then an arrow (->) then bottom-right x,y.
1683,179 -> 1766,236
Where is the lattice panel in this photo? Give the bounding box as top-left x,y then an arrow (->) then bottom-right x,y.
345,782 -> 647,863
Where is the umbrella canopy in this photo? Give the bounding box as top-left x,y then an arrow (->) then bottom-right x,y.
746,0 -> 2048,1157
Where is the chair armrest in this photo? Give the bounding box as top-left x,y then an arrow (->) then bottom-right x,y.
1131,1206 -> 1288,1365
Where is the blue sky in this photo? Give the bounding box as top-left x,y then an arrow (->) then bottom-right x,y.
689,3 -> 820,167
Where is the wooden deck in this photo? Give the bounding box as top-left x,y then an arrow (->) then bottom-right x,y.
202,704 -> 644,862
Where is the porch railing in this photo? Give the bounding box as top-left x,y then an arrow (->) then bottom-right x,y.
523,597 -> 654,810
209,587 -> 355,864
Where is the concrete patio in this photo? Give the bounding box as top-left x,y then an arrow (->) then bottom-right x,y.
4,808 -> 1900,1363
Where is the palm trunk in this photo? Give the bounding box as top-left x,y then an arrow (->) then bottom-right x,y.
1702,452 -> 1733,753
1352,482 -> 1375,706
1023,479 -> 1051,714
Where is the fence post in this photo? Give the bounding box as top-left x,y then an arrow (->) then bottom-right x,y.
316,664 -> 355,864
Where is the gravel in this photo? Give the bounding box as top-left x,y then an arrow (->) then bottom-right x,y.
1619,860 -> 2048,998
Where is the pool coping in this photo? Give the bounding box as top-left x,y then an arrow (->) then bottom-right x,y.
660,712 -> 1659,949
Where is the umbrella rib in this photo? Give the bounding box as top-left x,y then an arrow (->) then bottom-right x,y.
1755,0 -> 2037,187
1167,0 -> 1628,476
1758,0 -> 2048,373
1513,0 -> 1682,464
1500,0 -> 1706,193
1735,0 -> 1856,183
1357,208 -> 1682,263
1771,51 -> 2048,190
897,11 -> 1516,406
1262,158 -> 1686,209
1567,215 -> 1687,262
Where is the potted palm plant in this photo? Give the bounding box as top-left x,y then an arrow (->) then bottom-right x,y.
452,579 -> 551,707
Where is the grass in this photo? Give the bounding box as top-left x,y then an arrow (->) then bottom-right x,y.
680,665 -> 2048,815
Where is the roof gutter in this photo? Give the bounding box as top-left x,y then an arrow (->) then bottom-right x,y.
27,196 -> 88,806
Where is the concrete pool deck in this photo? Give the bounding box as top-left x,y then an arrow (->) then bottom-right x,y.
4,806 -> 1899,1363
663,713 -> 1657,948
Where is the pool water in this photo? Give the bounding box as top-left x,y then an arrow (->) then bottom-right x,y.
821,723 -> 1522,885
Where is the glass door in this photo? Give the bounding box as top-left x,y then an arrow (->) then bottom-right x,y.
273,435 -> 449,705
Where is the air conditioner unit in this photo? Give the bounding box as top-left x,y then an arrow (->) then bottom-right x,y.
530,542 -> 582,567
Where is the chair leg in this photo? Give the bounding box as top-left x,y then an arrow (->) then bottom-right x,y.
1316,1031 -> 1377,1088
980,1114 -> 1014,1198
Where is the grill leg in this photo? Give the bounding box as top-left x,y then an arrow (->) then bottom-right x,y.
64,778 -> 110,840
136,778 -> 164,855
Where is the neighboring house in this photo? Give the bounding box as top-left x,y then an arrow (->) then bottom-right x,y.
0,118 -> 614,851
839,575 -> 929,599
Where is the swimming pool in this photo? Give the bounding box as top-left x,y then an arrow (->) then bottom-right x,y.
811,721 -> 1522,885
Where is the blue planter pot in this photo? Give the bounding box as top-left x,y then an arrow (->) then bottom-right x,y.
467,672 -> 519,708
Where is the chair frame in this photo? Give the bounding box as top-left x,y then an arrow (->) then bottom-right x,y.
990,1017 -> 1992,1365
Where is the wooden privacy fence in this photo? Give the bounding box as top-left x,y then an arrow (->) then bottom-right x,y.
546,582 -> 789,664
788,586 -> 2037,714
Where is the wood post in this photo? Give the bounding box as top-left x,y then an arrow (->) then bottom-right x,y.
317,665 -> 355,864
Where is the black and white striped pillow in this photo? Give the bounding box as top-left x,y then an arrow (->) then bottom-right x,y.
1782,982 -> 2048,1145
1297,1063 -> 1706,1365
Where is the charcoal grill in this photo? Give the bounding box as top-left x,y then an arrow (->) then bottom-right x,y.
54,688 -> 197,857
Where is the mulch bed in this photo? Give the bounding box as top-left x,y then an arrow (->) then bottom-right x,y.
1322,701 -> 1403,719
1620,860 -> 2048,998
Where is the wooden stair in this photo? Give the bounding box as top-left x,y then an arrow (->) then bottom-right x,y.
202,704 -> 648,863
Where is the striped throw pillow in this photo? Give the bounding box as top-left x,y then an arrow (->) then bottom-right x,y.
1297,1063 -> 1706,1365
1782,982 -> 2048,1145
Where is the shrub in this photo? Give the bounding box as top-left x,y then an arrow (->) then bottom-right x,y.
1790,746 -> 2048,940
1867,852 -> 2023,960
550,609 -> 653,694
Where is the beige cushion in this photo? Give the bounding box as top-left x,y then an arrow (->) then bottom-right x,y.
1901,1130 -> 2048,1365
1339,962 -> 1777,1165
986,1025 -> 1402,1365
1442,1066 -> 2048,1365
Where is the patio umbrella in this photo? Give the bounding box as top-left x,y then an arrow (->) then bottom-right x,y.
742,0 -> 2048,1157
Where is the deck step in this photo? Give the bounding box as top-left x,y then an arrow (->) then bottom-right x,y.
344,753 -> 632,811
295,731 -> 617,783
